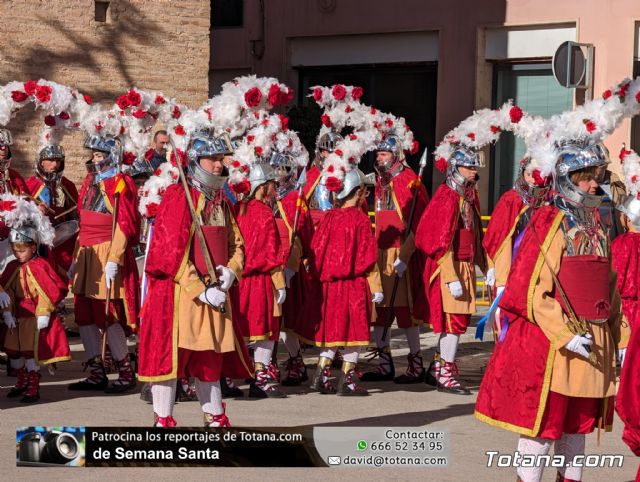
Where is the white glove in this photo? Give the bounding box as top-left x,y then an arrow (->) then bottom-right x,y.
276,288 -> 287,305
0,291 -> 10,309
565,334 -> 593,359
618,348 -> 627,367
104,261 -> 119,289
448,281 -> 463,299
393,258 -> 407,278
216,265 -> 236,291
37,315 -> 50,330
284,267 -> 296,288
3,311 -> 15,329
198,286 -> 226,308
485,268 -> 495,288
67,261 -> 76,281
372,292 -> 384,304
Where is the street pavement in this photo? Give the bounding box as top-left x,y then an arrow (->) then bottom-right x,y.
0,309 -> 637,481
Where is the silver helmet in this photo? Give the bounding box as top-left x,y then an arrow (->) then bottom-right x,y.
617,194 -> 640,228
84,135 -> 120,175
36,145 -> 65,182
248,161 -> 277,197
0,128 -> 13,171
375,135 -> 404,176
555,140 -> 608,208
186,132 -> 232,199
314,131 -> 343,167
9,222 -> 38,245
334,168 -> 372,201
270,151 -> 296,199
445,145 -> 483,194
514,158 -> 550,208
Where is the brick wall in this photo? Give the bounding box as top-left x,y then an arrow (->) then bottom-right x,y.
0,0 -> 210,185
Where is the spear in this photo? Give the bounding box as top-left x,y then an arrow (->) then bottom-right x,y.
286,167 -> 307,264
381,148 -> 428,342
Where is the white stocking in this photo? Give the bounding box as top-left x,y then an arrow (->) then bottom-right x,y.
405,326 -> 421,354
195,379 -> 223,415
516,436 -> 552,482
253,339 -> 275,366
555,433 -> 585,480
439,333 -> 460,363
151,380 -> 176,418
79,324 -> 102,359
107,323 -> 129,361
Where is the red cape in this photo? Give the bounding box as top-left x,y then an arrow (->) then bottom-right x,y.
303,166 -> 322,201
138,184 -> 253,382
4,168 -> 27,194
617,320 -> 640,456
26,175 -> 79,273
415,183 -> 480,330
278,190 -> 314,263
475,205 -> 566,436
376,167 -> 429,320
78,173 -> 140,329
483,188 -> 526,261
612,232 -> 640,330
0,257 -> 70,364
312,206 -> 377,282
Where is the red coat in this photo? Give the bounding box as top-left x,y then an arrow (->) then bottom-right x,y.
482,188 -> 526,262
139,184 -> 253,381
3,168 -> 27,194
612,232 -> 640,330
415,183 -> 482,331
0,257 -> 70,364
617,317 -> 640,457
235,199 -> 283,341
78,174 -> 140,329
26,175 -> 79,273
305,206 -> 377,346
475,206 -> 572,436
375,167 -> 429,319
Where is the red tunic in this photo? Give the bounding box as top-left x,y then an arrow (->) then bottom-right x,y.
275,191 -> 316,337
2,168 -> 27,194
77,174 -> 140,329
617,320 -> 640,457
612,232 -> 640,330
138,184 -> 253,381
26,175 -> 79,273
483,188 -> 525,262
235,199 -> 283,341
0,257 -> 70,364
415,183 -> 482,331
305,206 -> 377,346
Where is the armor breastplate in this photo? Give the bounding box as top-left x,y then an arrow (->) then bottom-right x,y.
38,182 -> 66,209
559,216 -> 609,257
309,183 -> 332,211
515,208 -> 532,238
82,183 -> 109,214
376,182 -> 394,211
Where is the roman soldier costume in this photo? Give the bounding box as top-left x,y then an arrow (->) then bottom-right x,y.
26,144 -> 79,274
361,132 -> 429,384
68,135 -> 140,393
475,87 -> 633,482
0,128 -> 28,196
139,130 -> 253,427
0,195 -> 70,403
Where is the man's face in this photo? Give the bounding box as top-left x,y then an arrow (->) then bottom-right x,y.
376,151 -> 394,167
154,134 -> 169,155
458,166 -> 478,183
41,158 -> 62,173
199,155 -> 225,176
523,170 -> 535,185
0,144 -> 9,161
223,154 -> 234,167
92,151 -> 105,163
320,149 -> 330,159
576,177 -> 599,195
11,242 -> 36,263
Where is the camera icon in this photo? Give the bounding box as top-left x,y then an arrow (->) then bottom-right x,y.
17,430 -> 81,466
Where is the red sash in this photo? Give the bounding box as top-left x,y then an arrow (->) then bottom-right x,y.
555,255 -> 611,320
79,210 -> 112,246
190,226 -> 229,278
376,210 -> 404,249
453,228 -> 474,262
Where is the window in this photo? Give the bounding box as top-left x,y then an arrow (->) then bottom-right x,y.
490,62 -> 574,208
95,1 -> 109,23
211,0 -> 243,28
